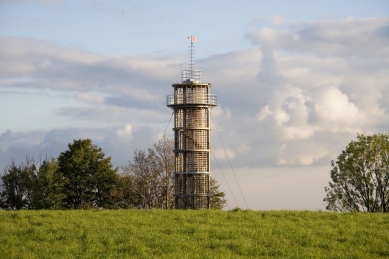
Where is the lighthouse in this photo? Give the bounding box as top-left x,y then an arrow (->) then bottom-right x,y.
166,37 -> 217,209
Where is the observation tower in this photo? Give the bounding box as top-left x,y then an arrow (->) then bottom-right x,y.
166,36 -> 217,209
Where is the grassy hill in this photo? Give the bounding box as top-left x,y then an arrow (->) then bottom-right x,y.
1,209 -> 388,258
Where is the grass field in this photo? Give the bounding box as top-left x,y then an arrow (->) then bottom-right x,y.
0,209 -> 388,258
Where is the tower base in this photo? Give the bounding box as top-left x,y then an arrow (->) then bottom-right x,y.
174,173 -> 210,209
175,196 -> 210,209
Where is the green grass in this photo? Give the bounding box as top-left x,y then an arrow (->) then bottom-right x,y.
0,210 -> 388,258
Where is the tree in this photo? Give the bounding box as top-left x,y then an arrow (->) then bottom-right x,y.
210,177 -> 227,209
324,133 -> 389,212
0,158 -> 36,210
1,157 -> 67,210
31,158 -> 67,209
123,148 -> 166,209
58,139 -> 118,209
123,137 -> 226,209
153,137 -> 175,209
110,171 -> 136,209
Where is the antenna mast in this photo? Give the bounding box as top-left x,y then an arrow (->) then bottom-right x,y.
189,36 -> 196,72
183,36 -> 199,82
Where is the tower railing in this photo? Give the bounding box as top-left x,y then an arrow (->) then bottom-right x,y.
166,94 -> 217,106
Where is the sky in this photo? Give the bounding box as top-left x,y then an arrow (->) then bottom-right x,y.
0,0 -> 388,210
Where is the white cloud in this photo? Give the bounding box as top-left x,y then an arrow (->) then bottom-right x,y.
273,109 -> 290,126
278,147 -> 329,166
74,92 -> 104,104
257,105 -> 273,121
211,105 -> 231,120
0,125 -> 164,170
0,37 -> 179,97
117,124 -> 133,142
256,83 -> 366,143
312,85 -> 365,133
282,126 -> 316,140
234,17 -> 388,168
246,17 -> 389,57
200,49 -> 262,87
213,148 -> 236,161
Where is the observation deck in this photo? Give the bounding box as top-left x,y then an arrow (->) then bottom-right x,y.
167,70 -> 217,108
166,94 -> 217,107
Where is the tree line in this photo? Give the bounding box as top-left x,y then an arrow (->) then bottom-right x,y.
0,138 -> 226,210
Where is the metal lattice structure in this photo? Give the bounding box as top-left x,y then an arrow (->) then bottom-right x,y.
166,40 -> 217,209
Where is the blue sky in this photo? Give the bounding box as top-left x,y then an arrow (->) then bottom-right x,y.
1,0 -> 388,210
2,0 -> 387,55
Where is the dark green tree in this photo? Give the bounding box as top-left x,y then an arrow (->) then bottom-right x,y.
58,139 -> 118,209
0,159 -> 36,210
31,158 -> 67,209
324,133 -> 389,212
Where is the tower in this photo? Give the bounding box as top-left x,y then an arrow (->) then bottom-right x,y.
166,37 -> 217,209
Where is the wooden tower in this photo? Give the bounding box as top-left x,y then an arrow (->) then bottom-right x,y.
166,37 -> 217,209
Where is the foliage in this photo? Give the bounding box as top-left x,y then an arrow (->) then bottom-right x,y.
57,139 -> 118,209
153,138 -> 175,209
120,138 -> 175,209
1,210 -> 389,258
30,158 -> 67,210
0,158 -> 36,210
210,177 -> 226,209
324,133 -> 389,212
0,158 -> 68,210
110,171 -> 136,209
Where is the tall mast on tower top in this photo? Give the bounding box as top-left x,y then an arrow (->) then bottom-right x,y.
181,36 -> 201,83
189,36 -> 197,73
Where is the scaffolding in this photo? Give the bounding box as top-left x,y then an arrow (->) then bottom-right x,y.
167,69 -> 217,209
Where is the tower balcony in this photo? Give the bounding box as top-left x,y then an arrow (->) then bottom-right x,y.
166,94 -> 217,107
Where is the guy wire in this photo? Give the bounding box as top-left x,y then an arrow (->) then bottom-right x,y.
163,111 -> 174,138
210,111 -> 249,209
211,151 -> 237,209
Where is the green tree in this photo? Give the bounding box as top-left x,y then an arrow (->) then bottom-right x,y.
110,171 -> 136,209
31,158 -> 67,209
0,159 -> 36,210
58,139 -> 118,209
210,177 -> 227,209
324,133 -> 389,212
